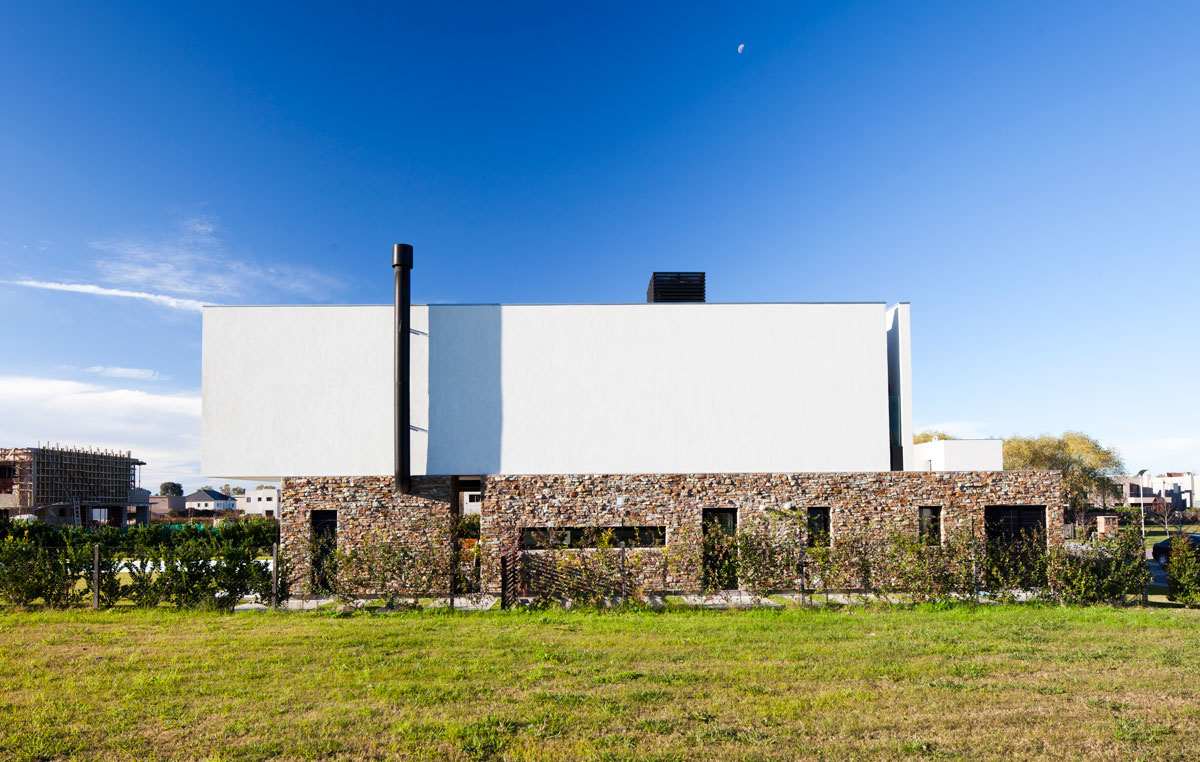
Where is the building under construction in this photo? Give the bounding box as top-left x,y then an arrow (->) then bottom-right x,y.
0,445 -> 147,527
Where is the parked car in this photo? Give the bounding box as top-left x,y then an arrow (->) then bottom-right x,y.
1151,534 -> 1200,566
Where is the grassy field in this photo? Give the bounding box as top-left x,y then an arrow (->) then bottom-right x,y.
2,605 -> 1199,761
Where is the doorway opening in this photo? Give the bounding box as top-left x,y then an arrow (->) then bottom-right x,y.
310,509 -> 337,593
702,508 -> 738,590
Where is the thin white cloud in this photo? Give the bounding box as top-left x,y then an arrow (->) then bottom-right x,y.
8,280 -> 208,312
85,366 -> 168,381
91,214 -> 343,301
0,376 -> 202,490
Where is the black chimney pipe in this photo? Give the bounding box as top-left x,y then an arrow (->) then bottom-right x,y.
393,243 -> 414,494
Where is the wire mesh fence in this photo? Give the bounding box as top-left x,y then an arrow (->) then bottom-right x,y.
0,541 -> 283,610
0,518 -> 1161,610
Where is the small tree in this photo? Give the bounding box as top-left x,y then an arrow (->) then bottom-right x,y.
1004,432 -> 1125,537
159,481 -> 184,497
1145,495 -> 1180,536
913,430 -> 959,444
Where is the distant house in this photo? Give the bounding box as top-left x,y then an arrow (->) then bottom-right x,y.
184,489 -> 235,513
1110,472 -> 1197,512
150,495 -> 185,518
236,486 -> 280,518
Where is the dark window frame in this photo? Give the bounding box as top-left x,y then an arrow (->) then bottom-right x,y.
919,506 -> 942,546
520,526 -> 666,550
806,507 -> 831,547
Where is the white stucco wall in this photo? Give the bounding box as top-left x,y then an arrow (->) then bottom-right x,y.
202,302 -> 897,479
911,439 -> 1003,472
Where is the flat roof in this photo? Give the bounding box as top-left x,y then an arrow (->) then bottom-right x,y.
204,301 -> 901,308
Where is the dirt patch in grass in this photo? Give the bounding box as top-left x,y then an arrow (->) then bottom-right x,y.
1,605 -> 1198,760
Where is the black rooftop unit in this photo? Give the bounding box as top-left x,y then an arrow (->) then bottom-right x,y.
646,272 -> 705,303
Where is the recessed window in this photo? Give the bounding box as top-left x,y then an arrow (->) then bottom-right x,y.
520,526 -> 666,550
0,464 -> 14,494
806,507 -> 831,547
919,506 -> 942,546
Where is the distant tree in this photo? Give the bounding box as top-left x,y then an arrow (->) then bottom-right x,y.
1004,432 -> 1125,532
913,431 -> 959,444
159,481 -> 183,497
1144,495 -> 1181,535
219,483 -> 245,496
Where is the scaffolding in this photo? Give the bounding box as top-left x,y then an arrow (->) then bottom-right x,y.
0,444 -> 145,525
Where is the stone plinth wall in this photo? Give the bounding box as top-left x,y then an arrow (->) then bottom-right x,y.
282,471 -> 1063,595
480,471 -> 1064,591
280,476 -> 453,595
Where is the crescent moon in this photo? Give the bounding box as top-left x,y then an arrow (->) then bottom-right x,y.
737,44 -> 745,54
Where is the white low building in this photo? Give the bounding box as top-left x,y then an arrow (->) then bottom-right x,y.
184,488 -> 235,513
1114,472 -> 1196,511
911,439 -> 1003,472
237,486 -> 281,517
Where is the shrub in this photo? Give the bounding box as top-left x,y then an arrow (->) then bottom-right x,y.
0,519 -> 283,610
1046,528 -> 1148,604
983,530 -> 1048,601
736,512 -> 804,596
126,548 -> 164,608
156,541 -> 220,608
886,528 -> 977,604
329,535 -> 438,608
456,514 -> 481,540
701,519 -> 738,593
1166,535 -> 1200,607
93,544 -> 127,608
0,538 -> 88,608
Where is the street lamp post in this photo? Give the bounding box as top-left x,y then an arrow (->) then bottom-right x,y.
1136,468 -> 1148,541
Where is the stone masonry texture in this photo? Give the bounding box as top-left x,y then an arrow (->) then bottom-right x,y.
281,470 -> 1063,595
280,476 -> 453,596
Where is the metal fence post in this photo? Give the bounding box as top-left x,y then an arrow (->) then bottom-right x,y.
620,542 -> 628,605
799,558 -> 807,607
92,543 -> 100,610
500,554 -> 509,610
271,542 -> 279,609
971,517 -> 979,604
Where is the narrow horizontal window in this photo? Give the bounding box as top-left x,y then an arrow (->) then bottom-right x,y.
520,526 -> 666,550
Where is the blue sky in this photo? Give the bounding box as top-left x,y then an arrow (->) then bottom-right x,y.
3,2 -> 1200,489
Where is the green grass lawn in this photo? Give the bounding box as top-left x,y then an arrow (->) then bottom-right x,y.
2,605 -> 1199,761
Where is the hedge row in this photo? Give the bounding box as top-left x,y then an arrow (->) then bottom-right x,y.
703,516 -> 1150,605
0,514 -> 287,610
0,513 -> 279,552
